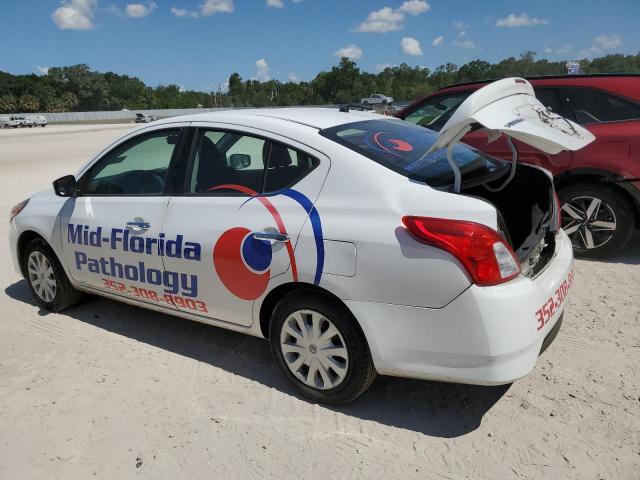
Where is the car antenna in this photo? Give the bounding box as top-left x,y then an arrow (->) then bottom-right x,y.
339,104 -> 373,112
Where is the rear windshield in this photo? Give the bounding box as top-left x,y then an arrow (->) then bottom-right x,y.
320,119 -> 506,188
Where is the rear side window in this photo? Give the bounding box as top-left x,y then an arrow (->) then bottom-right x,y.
188,130 -> 266,193
320,119 -> 506,188
403,92 -> 470,132
557,87 -> 640,124
264,143 -> 319,192
186,129 -> 319,194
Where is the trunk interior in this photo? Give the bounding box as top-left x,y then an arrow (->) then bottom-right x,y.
463,165 -> 556,275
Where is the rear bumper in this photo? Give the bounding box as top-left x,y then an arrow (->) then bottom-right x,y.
346,229 -> 574,385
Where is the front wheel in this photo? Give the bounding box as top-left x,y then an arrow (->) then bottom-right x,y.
22,238 -> 83,311
269,290 -> 376,405
559,183 -> 634,258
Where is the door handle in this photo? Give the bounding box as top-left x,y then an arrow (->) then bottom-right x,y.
126,221 -> 151,231
252,232 -> 289,243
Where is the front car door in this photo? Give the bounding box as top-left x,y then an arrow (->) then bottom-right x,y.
60,124 -> 189,308
161,123 -> 330,326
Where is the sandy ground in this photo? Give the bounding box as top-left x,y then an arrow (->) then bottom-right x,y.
0,124 -> 639,480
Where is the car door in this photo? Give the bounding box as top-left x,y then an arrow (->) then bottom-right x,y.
60,125 -> 188,308
161,123 -> 330,326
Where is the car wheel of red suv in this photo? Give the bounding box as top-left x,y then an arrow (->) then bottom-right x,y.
559,183 -> 634,258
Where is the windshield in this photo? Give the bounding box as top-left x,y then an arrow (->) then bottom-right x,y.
320,119 -> 506,188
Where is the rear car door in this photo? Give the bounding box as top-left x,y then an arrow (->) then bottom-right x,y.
60,125 -> 188,308
161,123 -> 330,326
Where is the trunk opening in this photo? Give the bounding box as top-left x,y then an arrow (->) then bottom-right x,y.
462,165 -> 556,275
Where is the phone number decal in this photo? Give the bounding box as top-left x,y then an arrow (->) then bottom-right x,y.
101,278 -> 208,313
535,268 -> 574,331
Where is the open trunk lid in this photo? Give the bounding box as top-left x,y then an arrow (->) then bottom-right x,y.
431,77 -> 595,156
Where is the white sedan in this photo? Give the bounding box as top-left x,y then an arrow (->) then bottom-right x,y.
9,79 -> 594,404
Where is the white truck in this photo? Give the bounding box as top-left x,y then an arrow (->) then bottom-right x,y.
360,93 -> 394,105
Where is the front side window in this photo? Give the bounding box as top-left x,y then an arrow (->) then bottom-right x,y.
83,129 -> 179,195
320,119 -> 506,188
403,92 -> 470,132
558,87 -> 640,124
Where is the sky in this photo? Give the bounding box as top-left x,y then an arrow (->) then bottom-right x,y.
1,0 -> 639,91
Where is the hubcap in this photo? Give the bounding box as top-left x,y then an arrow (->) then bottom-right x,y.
561,195 -> 617,250
279,309 -> 349,390
27,251 -> 57,302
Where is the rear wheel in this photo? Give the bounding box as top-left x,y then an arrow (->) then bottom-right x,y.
22,238 -> 83,311
269,290 -> 376,405
558,183 -> 634,258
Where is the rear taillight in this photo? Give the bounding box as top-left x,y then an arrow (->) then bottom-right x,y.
402,216 -> 521,286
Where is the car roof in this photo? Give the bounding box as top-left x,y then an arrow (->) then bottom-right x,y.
154,107 -> 387,130
441,73 -> 640,91
398,74 -> 640,117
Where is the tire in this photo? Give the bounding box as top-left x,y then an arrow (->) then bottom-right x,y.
22,237 -> 83,311
558,183 -> 635,258
269,289 -> 376,405
363,101 -> 368,105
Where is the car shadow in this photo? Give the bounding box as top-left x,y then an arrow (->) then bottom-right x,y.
5,279 -> 508,438
579,234 -> 640,265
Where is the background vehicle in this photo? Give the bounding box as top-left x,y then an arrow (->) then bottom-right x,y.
30,115 -> 47,127
18,116 -> 34,128
2,116 -> 23,128
134,112 -> 156,123
360,93 -> 394,105
397,74 -> 640,258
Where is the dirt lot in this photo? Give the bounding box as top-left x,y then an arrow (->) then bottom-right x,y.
1,124 -> 639,479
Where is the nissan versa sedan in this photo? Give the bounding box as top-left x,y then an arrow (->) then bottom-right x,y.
9,78 -> 594,404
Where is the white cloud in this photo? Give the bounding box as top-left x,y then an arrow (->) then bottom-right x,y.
356,1 -> 429,33
287,72 -> 299,82
170,7 -> 194,17
356,7 -> 404,33
452,21 -> 468,30
172,0 -> 234,18
400,37 -> 423,56
594,34 -> 621,49
580,35 -> 622,57
453,39 -> 476,49
125,2 -> 157,17
398,0 -> 430,16
334,44 -> 363,60
36,66 -> 50,75
51,0 -> 97,30
496,13 -> 548,28
431,35 -> 444,46
254,58 -> 270,82
375,63 -> 394,72
266,0 -> 284,7
545,45 -> 571,55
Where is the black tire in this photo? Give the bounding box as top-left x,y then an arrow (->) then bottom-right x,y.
22,237 -> 83,311
558,183 -> 635,258
269,289 -> 376,405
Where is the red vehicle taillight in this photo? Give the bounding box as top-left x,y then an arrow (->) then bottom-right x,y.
402,216 -> 521,286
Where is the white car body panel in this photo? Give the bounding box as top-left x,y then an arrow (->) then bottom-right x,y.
432,77 -> 595,154
10,88 -> 579,387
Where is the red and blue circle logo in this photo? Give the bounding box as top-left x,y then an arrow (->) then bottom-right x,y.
213,227 -> 273,301
212,184 -> 324,301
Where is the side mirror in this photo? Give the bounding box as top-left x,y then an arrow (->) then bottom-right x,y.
230,153 -> 251,170
53,175 -> 78,197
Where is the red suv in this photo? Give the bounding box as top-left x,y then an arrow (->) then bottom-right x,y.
397,74 -> 640,257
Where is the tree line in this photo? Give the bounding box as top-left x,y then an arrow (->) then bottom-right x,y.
1,51 -> 639,114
